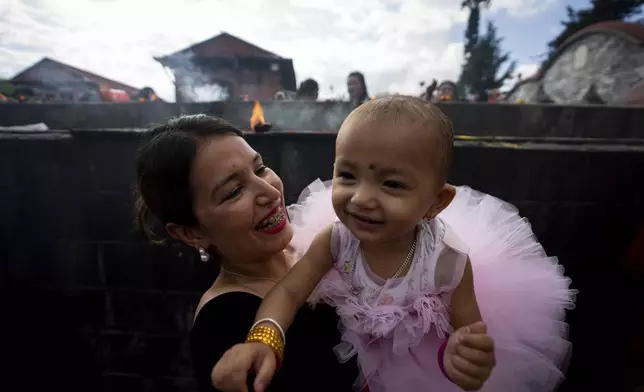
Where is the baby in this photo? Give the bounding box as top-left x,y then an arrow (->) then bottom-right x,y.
213,96 -> 575,392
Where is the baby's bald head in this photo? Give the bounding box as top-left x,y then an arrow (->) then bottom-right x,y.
338,96 -> 454,185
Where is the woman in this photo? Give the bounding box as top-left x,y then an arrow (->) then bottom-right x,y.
134,114 -> 358,392
347,71 -> 370,107
435,80 -> 460,102
296,78 -> 319,100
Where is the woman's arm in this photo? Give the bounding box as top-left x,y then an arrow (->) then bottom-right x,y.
449,257 -> 483,329
254,224 -> 335,332
191,293 -> 267,392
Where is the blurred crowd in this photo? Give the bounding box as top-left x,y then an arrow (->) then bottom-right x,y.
275,71 -> 505,106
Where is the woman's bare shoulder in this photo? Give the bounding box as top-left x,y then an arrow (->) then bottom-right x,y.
194,285 -> 261,320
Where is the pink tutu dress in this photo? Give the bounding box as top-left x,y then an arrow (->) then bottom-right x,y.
287,179 -> 576,392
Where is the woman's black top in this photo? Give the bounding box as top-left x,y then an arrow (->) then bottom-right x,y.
191,292 -> 359,392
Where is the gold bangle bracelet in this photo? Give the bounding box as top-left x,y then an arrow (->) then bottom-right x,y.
246,325 -> 285,365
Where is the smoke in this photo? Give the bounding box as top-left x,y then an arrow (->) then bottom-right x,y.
259,101 -> 352,131
169,51 -> 231,102
180,83 -> 230,102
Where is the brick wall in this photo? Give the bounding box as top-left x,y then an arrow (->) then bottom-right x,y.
1,130 -> 643,391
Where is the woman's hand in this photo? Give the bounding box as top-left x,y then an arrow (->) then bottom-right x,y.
444,321 -> 496,391
211,342 -> 277,392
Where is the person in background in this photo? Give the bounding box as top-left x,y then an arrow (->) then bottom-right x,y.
137,87 -> 159,102
436,81 -> 459,102
487,89 -> 502,103
347,71 -> 370,107
296,79 -> 319,100
420,79 -> 438,101
133,115 -> 358,392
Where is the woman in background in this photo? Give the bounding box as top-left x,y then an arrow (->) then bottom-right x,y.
347,71 -> 370,107
296,78 -> 319,100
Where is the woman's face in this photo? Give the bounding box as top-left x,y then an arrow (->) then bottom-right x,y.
189,134 -> 292,264
347,76 -> 364,100
308,89 -> 319,100
439,84 -> 454,99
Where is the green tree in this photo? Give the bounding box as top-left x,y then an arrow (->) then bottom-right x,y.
458,0 -> 516,101
461,0 -> 491,55
547,0 -> 644,60
461,21 -> 516,101
456,0 -> 493,99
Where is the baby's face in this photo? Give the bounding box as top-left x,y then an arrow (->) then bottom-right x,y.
331,113 -> 444,243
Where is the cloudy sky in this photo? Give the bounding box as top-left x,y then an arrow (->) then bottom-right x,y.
1,0 -> 593,101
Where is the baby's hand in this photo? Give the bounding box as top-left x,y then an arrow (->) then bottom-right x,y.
211,342 -> 277,392
444,321 -> 496,391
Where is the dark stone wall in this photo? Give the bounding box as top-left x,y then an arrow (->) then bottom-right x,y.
1,101 -> 644,138
1,130 -> 643,391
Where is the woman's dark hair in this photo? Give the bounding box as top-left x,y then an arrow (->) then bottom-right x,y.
296,78 -> 319,99
347,71 -> 369,103
134,114 -> 243,241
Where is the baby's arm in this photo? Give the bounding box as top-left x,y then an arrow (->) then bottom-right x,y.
450,257 -> 483,329
442,258 -> 495,391
254,224 -> 335,332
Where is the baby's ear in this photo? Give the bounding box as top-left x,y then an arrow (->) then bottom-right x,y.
424,184 -> 456,220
